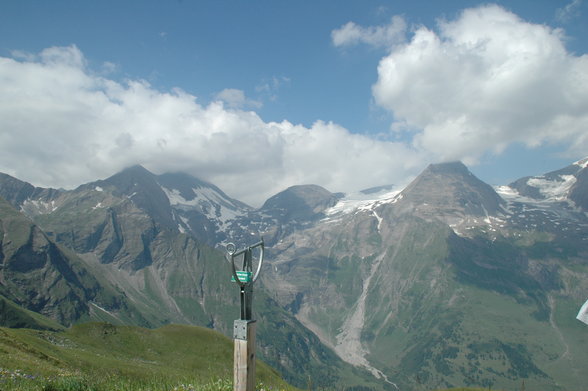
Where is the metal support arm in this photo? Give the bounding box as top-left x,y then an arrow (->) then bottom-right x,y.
225,239 -> 264,321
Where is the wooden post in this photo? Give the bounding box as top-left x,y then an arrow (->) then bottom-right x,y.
227,240 -> 264,391
234,320 -> 256,391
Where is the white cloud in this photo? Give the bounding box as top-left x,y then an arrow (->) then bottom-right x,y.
556,0 -> 582,23
255,76 -> 290,102
9,50 -> 37,61
331,15 -> 407,49
101,61 -> 118,74
371,4 -> 588,164
214,88 -> 262,109
0,45 -> 424,207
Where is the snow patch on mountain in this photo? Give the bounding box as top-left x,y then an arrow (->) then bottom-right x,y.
495,185 -> 532,202
527,175 -> 576,201
176,214 -> 190,234
325,189 -> 402,217
162,187 -> 194,207
373,210 -> 384,232
496,173 -> 576,203
578,298 -> 588,326
449,214 -> 508,236
161,186 -> 246,225
574,157 -> 588,169
21,199 -> 59,214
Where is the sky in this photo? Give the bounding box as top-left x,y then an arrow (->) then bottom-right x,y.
0,0 -> 587,206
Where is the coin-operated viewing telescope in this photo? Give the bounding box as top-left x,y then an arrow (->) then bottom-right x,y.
225,239 -> 264,391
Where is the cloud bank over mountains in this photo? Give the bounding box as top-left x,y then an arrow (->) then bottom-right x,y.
1,4 -> 587,206
0,45 -> 421,206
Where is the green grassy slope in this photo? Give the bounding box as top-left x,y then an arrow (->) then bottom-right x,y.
0,322 -> 300,391
0,294 -> 64,331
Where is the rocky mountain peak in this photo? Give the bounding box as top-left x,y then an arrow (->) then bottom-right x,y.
0,173 -> 61,209
99,165 -> 157,195
422,161 -> 472,176
95,165 -> 175,229
397,161 -> 505,219
261,184 -> 341,222
0,173 -> 34,206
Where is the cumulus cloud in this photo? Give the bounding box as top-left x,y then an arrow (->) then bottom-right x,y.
371,4 -> 588,163
0,45 -> 423,206
331,15 -> 407,49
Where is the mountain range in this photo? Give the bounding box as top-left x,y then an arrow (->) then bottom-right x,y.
1,158 -> 587,390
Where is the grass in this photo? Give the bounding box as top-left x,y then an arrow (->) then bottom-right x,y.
0,323 -> 300,391
434,389 -> 503,391
0,372 -> 284,391
0,295 -> 65,331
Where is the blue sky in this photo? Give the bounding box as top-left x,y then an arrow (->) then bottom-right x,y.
0,0 -> 587,205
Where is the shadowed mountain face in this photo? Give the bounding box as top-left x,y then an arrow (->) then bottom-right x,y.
1,159 -> 588,391
0,197 -> 144,326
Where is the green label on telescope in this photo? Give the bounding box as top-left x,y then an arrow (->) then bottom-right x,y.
231,271 -> 252,283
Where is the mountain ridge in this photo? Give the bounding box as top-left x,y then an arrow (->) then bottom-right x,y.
1,159 -> 587,390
